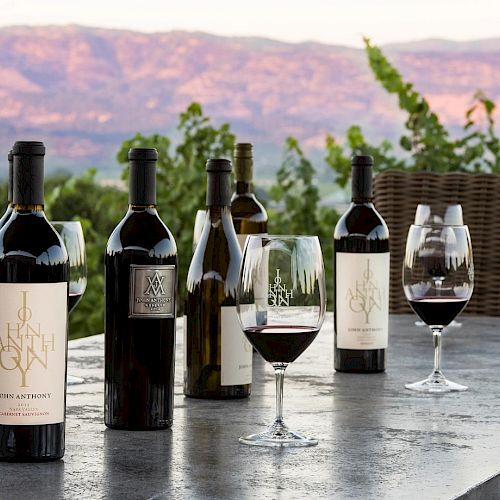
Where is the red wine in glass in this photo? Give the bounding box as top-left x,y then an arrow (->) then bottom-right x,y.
244,325 -> 319,363
408,298 -> 468,327
69,291 -> 84,313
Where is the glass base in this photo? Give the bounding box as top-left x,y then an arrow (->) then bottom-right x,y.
405,372 -> 467,393
67,375 -> 85,386
239,420 -> 317,448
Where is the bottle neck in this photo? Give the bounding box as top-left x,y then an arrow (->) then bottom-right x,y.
13,203 -> 44,213
129,160 -> 156,206
351,165 -> 373,203
12,155 -> 44,206
128,204 -> 156,212
206,171 -> 232,207
235,180 -> 252,195
234,155 -> 253,186
208,205 -> 233,218
7,159 -> 13,204
350,200 -> 374,208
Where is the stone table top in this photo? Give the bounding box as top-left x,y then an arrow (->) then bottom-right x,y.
1,313 -> 500,500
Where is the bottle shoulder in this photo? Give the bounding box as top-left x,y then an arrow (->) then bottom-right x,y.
0,206 -> 13,230
334,203 -> 389,241
230,194 -> 268,222
0,211 -> 69,264
106,209 -> 177,257
187,213 -> 241,295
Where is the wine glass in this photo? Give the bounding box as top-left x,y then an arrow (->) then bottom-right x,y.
413,204 -> 464,328
403,223 -> 473,393
52,221 -> 87,385
52,221 -> 87,311
237,235 -> 326,447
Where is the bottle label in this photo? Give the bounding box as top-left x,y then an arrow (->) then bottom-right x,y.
0,282 -> 68,425
236,234 -> 248,252
129,265 -> 176,318
221,306 -> 252,386
336,252 -> 389,349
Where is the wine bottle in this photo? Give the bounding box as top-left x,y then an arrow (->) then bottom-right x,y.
105,148 -> 177,430
231,143 -> 269,332
334,155 -> 389,372
0,141 -> 69,461
184,158 -> 252,399
230,143 -> 268,250
0,150 -> 14,228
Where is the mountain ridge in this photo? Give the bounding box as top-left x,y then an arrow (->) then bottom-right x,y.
0,25 -> 498,176
4,24 -> 500,50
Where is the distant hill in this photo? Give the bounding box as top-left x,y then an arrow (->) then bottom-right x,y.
0,25 -> 499,177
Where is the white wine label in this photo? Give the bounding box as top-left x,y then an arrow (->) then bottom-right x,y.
129,265 -> 176,318
221,306 -> 252,386
0,282 -> 68,425
336,252 -> 389,349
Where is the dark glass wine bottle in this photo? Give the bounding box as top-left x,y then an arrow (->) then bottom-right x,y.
184,158 -> 252,399
334,155 -> 390,372
230,143 -> 268,250
0,141 -> 69,461
0,150 -> 14,228
105,148 -> 177,430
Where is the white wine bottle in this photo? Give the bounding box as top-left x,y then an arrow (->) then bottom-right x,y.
230,143 -> 268,250
184,159 -> 252,399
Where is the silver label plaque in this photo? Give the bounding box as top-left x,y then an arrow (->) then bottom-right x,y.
129,265 -> 176,318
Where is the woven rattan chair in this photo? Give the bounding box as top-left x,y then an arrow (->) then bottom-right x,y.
373,170 -> 500,316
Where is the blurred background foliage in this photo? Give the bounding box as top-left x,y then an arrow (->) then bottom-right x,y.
116,102 -> 236,308
10,39 -> 495,339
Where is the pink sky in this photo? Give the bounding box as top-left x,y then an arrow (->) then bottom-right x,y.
0,0 -> 498,47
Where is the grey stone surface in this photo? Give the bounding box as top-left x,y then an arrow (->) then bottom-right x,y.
1,314 -> 500,499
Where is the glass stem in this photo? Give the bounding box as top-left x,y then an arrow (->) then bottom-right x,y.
432,327 -> 443,375
273,363 -> 288,430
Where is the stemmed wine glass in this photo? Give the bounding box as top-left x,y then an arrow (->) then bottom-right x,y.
237,235 -> 326,447
403,223 -> 473,393
52,221 -> 87,385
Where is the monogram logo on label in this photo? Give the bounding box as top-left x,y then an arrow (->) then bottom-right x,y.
144,272 -> 166,296
345,259 -> 382,324
268,269 -> 293,307
0,291 -> 55,388
129,265 -> 175,318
